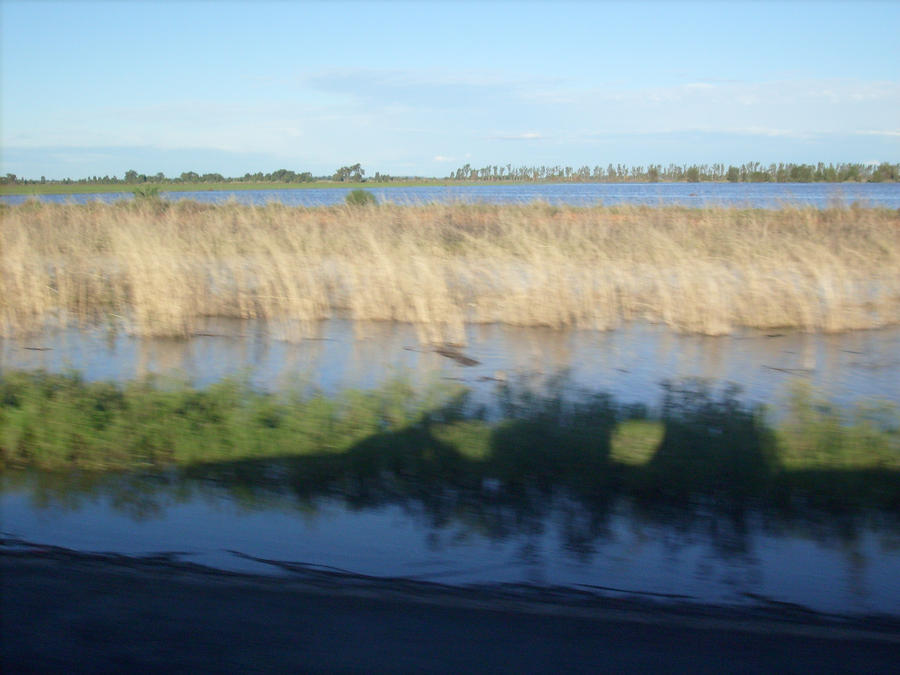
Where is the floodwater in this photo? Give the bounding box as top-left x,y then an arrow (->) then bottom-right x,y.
3,181 -> 900,209
3,319 -> 898,409
2,320 -> 899,617
3,473 -> 899,617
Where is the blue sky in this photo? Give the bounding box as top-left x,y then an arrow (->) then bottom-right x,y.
2,0 -> 898,179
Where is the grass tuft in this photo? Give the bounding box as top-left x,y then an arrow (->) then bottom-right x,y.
1,202 -> 898,341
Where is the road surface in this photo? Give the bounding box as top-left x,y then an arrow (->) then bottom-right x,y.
3,550 -> 898,673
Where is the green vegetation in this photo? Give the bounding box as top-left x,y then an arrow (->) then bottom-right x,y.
0,163 -> 411,196
345,189 -> 378,206
333,163 -> 366,182
448,161 -> 900,183
131,185 -> 162,201
0,371 -> 445,471
2,160 -> 896,196
2,372 -> 897,511
0,180 -> 430,197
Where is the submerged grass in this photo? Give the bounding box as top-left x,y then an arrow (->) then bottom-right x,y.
1,201 -> 898,342
2,371 -> 898,510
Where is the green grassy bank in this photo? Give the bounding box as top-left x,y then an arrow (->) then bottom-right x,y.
2,371 -> 898,511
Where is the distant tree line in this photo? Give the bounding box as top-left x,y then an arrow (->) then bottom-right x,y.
1,168 -> 324,186
1,165 -> 403,186
3,161 -> 898,186
447,162 -> 899,183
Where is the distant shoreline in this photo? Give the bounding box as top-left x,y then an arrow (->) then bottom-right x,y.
0,180 -> 436,195
2,178 -> 898,197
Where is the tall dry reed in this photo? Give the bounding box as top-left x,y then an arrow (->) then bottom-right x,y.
2,200 -> 898,342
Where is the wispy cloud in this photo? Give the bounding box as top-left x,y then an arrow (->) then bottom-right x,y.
3,64 -> 897,178
0,145 -> 289,178
579,79 -> 900,108
489,132 -> 544,141
540,78 -> 900,138
729,127 -> 812,139
302,68 -> 545,111
853,130 -> 900,137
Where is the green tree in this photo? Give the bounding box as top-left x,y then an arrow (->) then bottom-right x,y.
870,162 -> 898,182
789,164 -> 814,182
333,163 -> 365,182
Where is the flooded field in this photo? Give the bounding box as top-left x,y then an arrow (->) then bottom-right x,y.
3,474 -> 899,617
2,320 -> 899,618
3,199 -> 898,617
4,181 -> 900,209
4,319 -> 898,408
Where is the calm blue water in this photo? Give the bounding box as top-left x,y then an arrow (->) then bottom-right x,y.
4,182 -> 900,208
5,320 -> 900,410
5,481 -> 898,616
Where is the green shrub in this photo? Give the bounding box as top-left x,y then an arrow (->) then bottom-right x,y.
132,185 -> 163,200
345,189 -> 377,206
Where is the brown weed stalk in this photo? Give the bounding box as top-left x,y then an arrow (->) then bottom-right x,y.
1,200 -> 898,342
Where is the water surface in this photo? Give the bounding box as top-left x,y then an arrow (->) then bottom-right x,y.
4,320 -> 898,618
3,472 -> 898,617
4,320 -> 898,409
3,182 -> 900,208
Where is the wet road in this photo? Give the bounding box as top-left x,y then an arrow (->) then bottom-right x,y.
3,553 -> 898,674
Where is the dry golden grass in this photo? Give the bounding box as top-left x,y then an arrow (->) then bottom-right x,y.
2,200 -> 898,342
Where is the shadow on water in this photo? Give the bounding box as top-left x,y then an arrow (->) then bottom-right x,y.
5,375 -> 897,545
4,372 -> 900,616
642,381 -> 776,503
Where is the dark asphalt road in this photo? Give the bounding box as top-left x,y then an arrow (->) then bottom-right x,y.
3,553 -> 898,674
